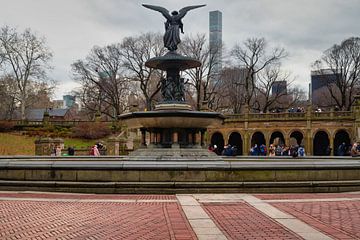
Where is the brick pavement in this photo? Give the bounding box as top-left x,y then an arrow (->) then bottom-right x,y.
0,194 -> 196,240
273,201 -> 360,239
2,191 -> 360,239
203,202 -> 302,240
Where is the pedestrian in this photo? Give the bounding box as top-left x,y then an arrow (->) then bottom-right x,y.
55,145 -> 62,156
351,143 -> 360,157
90,145 -> 100,156
51,146 -> 56,156
290,145 -> 298,158
260,144 -> 267,156
268,144 -> 275,157
275,145 -> 282,156
298,145 -> 305,157
337,142 -> 346,156
67,146 -> 75,156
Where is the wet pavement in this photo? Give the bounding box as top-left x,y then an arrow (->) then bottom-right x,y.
1,191 -> 360,239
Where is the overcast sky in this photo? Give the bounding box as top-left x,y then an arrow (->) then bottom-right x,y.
0,0 -> 359,99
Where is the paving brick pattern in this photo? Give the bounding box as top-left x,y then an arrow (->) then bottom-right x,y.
0,200 -> 196,240
273,201 -> 360,239
255,193 -> 360,200
0,192 -> 176,200
203,203 -> 302,240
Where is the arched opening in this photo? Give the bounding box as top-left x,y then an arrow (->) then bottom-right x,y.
228,132 -> 243,155
334,130 -> 351,156
211,132 -> 224,155
270,131 -> 285,146
251,132 -> 266,147
290,131 -> 304,146
313,131 -> 330,156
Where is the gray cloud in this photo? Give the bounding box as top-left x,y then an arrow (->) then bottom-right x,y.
0,0 -> 359,98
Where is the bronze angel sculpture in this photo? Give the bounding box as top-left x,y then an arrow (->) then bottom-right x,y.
142,4 -> 206,51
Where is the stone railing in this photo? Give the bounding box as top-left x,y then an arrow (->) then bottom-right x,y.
12,120 -> 115,127
226,111 -> 353,122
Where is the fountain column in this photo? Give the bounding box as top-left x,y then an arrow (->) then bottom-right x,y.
140,128 -> 147,148
195,130 -> 202,149
172,131 -> 180,148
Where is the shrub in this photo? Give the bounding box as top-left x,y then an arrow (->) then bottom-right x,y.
72,122 -> 112,139
0,121 -> 16,132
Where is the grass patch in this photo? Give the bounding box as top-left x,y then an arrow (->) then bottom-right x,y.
64,138 -> 99,148
0,133 -> 36,155
0,132 -> 104,155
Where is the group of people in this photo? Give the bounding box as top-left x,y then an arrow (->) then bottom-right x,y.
208,144 -> 238,156
50,142 -> 105,157
250,144 -> 305,157
89,143 -> 105,156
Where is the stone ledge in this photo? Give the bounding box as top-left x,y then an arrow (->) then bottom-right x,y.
1,180 -> 360,194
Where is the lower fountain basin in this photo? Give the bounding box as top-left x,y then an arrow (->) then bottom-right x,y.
119,110 -> 224,129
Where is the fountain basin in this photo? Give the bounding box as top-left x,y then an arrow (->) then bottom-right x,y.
119,110 -> 224,129
145,51 -> 201,71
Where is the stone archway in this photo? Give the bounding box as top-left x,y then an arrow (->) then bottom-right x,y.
270,131 -> 285,146
211,132 -> 224,155
251,132 -> 266,148
228,132 -> 243,155
334,130 -> 351,156
313,131 -> 330,156
290,131 -> 304,146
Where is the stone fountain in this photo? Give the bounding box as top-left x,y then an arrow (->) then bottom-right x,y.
119,4 -> 224,160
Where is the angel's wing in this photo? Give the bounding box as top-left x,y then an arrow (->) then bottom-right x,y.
142,4 -> 171,20
177,5 -> 206,19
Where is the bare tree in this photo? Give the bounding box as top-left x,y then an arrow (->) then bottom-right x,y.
26,81 -> 55,109
313,37 -> 360,110
72,44 -> 130,120
253,64 -> 293,113
230,38 -> 287,109
0,75 -> 17,119
120,33 -> 165,110
179,33 -> 222,110
218,67 -> 247,113
0,26 -> 53,120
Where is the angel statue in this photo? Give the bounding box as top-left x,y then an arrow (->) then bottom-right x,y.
142,4 -> 206,51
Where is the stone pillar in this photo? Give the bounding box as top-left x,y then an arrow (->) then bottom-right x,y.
172,131 -> 180,149
35,138 -> 64,156
306,103 -> 312,155
148,130 -> 157,148
329,133 -> 334,156
119,137 -> 128,155
107,137 -> 120,155
156,132 -> 161,146
188,133 -> 193,145
352,95 -> 360,141
200,130 -> 205,148
194,130 -> 202,149
243,132 -> 249,156
140,128 -> 147,148
306,129 -> 312,156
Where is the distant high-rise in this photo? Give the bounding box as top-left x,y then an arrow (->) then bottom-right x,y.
311,70 -> 338,107
209,10 -> 222,76
272,81 -> 287,96
63,95 -> 75,109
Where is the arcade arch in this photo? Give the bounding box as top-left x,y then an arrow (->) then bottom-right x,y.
334,129 -> 351,156
269,131 -> 285,146
313,131 -> 330,156
228,132 -> 243,155
211,132 -> 224,155
251,131 -> 266,148
290,131 -> 304,146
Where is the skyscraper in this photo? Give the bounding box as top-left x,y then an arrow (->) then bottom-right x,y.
272,81 -> 287,96
209,10 -> 222,76
311,70 -> 338,107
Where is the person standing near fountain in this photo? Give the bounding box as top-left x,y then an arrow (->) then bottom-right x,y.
142,4 -> 205,51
